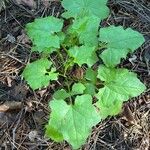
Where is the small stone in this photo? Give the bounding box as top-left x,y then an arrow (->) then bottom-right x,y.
6,34 -> 16,43
28,130 -> 38,142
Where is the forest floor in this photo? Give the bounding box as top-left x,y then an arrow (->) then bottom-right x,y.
0,0 -> 150,150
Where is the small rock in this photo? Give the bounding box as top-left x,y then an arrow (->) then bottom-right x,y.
6,34 -> 16,43
28,130 -> 38,142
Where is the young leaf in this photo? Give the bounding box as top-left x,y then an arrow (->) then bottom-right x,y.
96,66 -> 146,118
26,16 -> 63,53
68,16 -> 100,46
22,58 -> 58,90
99,26 -> 145,67
85,52 -> 99,68
61,0 -> 109,19
53,89 -> 70,100
84,83 -> 96,96
71,83 -> 86,95
85,68 -> 97,84
46,94 -> 100,149
53,83 -> 85,101
68,45 -> 96,67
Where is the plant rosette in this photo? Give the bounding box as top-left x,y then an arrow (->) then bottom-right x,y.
22,0 -> 146,149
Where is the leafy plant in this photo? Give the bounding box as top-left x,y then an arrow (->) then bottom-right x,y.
22,0 -> 146,149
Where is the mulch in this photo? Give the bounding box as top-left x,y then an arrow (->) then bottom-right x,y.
0,0 -> 150,149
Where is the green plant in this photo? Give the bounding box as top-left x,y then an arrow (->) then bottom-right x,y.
22,0 -> 146,149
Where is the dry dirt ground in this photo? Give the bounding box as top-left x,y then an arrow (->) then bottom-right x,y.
0,0 -> 150,150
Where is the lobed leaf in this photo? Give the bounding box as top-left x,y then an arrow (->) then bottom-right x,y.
96,66 -> 146,118
68,45 -> 97,67
22,58 -> 58,90
99,26 -> 145,67
68,16 -> 100,47
71,83 -> 86,95
84,83 -> 96,96
46,94 -> 100,149
53,83 -> 86,101
53,89 -> 70,100
61,0 -> 109,19
26,16 -> 64,53
85,68 -> 97,84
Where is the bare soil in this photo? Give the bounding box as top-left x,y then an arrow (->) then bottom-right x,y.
0,0 -> 150,150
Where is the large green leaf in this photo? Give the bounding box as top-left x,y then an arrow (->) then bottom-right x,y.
68,45 -> 96,67
22,59 -> 58,90
68,16 -> 100,46
96,66 -> 146,118
61,0 -> 109,19
46,94 -> 100,149
26,16 -> 63,53
99,26 -> 145,67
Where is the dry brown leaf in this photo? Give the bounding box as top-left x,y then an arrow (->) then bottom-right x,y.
17,30 -> 30,44
71,66 -> 84,80
33,110 -> 46,125
41,0 -> 60,7
42,0 -> 60,2
37,89 -> 47,97
14,0 -> 36,9
0,101 -> 22,112
122,105 -> 136,125
6,76 -> 13,87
